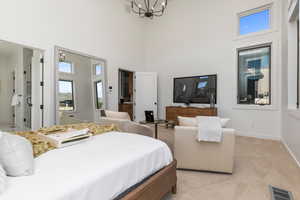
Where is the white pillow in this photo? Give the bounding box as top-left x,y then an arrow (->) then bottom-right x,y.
178,116 -> 197,127
0,132 -> 34,177
220,118 -> 230,128
0,164 -> 6,195
178,116 -> 230,128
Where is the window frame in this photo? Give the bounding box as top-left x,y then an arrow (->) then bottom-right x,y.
58,79 -> 75,111
237,4 -> 273,37
91,61 -> 107,111
237,44 -> 272,106
58,61 -> 74,74
94,80 -> 103,110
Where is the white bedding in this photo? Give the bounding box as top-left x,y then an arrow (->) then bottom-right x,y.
1,132 -> 173,200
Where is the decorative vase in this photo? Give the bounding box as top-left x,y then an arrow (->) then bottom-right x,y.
210,93 -> 215,108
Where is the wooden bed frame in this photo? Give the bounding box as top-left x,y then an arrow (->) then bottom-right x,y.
121,160 -> 177,200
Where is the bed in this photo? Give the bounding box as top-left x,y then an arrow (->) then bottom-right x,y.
1,131 -> 177,200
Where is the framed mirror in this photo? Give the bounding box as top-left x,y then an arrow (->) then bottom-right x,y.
0,40 -> 44,131
54,47 -> 107,125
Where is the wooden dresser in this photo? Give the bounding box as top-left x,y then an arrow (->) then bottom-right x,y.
166,106 -> 218,124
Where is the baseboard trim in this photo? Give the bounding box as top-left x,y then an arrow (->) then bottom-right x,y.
282,139 -> 300,168
235,131 -> 281,141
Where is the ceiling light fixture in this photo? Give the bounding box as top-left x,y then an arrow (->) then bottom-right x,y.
58,50 -> 66,62
131,0 -> 168,19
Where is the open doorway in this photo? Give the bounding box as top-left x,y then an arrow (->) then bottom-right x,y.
118,69 -> 134,120
0,40 -> 44,131
118,70 -> 158,122
55,47 -> 107,124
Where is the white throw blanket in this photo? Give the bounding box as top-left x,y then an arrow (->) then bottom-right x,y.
11,94 -> 20,106
196,116 -> 223,142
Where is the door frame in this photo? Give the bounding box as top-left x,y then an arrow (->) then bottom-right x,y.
54,46 -> 108,124
118,68 -> 135,120
0,39 -> 45,130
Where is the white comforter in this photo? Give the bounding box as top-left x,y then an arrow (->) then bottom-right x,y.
1,132 -> 173,200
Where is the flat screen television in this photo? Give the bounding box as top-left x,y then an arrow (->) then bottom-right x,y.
173,74 -> 217,104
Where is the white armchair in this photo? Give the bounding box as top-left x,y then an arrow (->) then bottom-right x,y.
59,112 -> 90,125
174,126 -> 235,173
99,110 -> 154,138
103,110 -> 131,121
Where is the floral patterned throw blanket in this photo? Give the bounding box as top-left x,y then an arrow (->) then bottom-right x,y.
14,123 -> 119,157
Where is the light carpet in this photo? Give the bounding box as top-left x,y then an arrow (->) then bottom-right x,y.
151,125 -> 300,200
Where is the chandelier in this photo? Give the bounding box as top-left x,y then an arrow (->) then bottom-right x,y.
58,50 -> 66,62
131,0 -> 168,18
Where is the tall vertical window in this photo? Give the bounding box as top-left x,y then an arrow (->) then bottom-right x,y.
93,61 -> 105,109
58,61 -> 73,73
238,45 -> 271,105
95,81 -> 103,109
58,80 -> 74,111
239,8 -> 270,35
95,64 -> 103,75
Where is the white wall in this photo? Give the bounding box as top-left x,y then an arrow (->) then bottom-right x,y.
0,0 -> 145,126
282,0 -> 300,166
143,0 -> 284,140
0,0 -> 294,146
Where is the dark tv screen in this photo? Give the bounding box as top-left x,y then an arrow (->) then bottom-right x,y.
173,74 -> 217,104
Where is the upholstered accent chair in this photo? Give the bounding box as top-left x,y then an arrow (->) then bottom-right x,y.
99,110 -> 154,138
59,112 -> 89,125
174,117 -> 236,174
103,110 -> 131,121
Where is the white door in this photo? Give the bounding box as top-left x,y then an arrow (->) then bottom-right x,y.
134,72 -> 158,122
31,50 -> 43,130
23,48 -> 33,129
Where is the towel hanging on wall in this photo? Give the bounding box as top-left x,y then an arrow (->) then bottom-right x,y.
11,94 -> 21,106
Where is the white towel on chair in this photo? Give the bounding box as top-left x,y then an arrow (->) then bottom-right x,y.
196,116 -> 223,142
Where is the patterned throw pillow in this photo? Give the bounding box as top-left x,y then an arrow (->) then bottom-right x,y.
11,123 -> 119,158
14,131 -> 55,158
0,164 -> 6,194
38,123 -> 119,136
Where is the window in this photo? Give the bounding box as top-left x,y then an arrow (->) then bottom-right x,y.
92,60 -> 106,109
58,61 -> 73,73
239,8 -> 270,35
238,45 -> 271,105
95,81 -> 103,109
58,80 -> 74,111
95,64 -> 103,75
